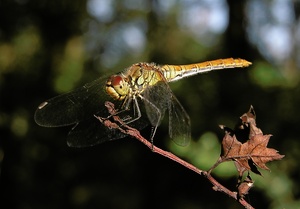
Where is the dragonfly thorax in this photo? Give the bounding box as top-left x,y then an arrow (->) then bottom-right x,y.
125,63 -> 163,92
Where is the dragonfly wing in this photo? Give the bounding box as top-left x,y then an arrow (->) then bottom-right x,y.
67,107 -> 150,147
142,81 -> 169,127
35,76 -> 150,147
34,76 -> 114,127
168,94 -> 191,146
67,119 -> 126,147
143,81 -> 191,146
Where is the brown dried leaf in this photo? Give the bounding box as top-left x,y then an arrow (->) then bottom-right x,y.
220,106 -> 284,176
237,175 -> 254,199
239,105 -> 262,137
243,134 -> 283,171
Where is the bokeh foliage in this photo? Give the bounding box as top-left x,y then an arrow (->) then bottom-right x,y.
1,0 -> 300,208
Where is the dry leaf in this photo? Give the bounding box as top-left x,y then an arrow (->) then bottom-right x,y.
220,106 -> 284,176
237,175 -> 254,199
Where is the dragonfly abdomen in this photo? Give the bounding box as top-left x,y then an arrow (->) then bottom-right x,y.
161,58 -> 251,82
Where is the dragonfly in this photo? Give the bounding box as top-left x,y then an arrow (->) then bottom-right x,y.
35,58 -> 251,148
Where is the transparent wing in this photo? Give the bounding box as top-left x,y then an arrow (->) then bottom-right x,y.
34,76 -> 114,127
66,110 -> 149,147
143,80 -> 191,146
34,76 -> 149,147
142,81 -> 169,127
67,116 -> 127,147
168,94 -> 191,146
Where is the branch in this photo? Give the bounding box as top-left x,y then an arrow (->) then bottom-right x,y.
96,101 -> 254,209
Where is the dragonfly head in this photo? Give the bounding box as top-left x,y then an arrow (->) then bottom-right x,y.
106,75 -> 130,101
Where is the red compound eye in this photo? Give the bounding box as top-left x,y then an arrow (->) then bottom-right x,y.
111,75 -> 123,87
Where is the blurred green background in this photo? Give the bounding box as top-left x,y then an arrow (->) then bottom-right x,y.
0,0 -> 299,208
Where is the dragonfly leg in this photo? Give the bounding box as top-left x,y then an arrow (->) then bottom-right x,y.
123,97 -> 142,124
106,95 -> 141,124
149,113 -> 160,148
94,101 -> 137,128
140,96 -> 162,147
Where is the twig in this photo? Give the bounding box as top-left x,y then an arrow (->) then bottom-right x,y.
96,101 -> 255,209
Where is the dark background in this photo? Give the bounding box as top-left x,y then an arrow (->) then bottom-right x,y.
1,0 -> 299,208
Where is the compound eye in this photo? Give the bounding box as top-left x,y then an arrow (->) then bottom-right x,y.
111,75 -> 123,89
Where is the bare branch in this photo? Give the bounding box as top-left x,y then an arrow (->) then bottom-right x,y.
96,101 -> 255,209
